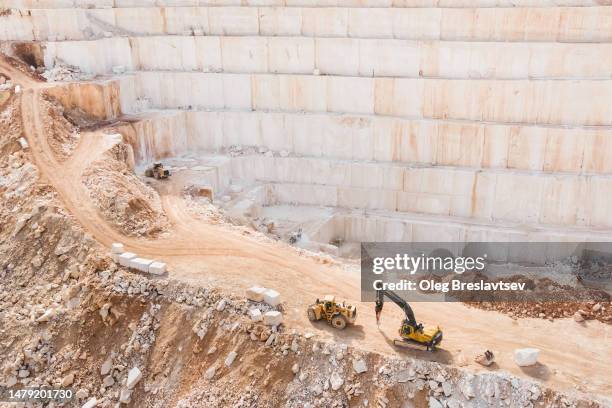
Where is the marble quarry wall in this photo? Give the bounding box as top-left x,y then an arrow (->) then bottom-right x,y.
3,1 -> 612,242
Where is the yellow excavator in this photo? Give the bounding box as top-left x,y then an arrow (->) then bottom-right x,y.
375,289 -> 443,351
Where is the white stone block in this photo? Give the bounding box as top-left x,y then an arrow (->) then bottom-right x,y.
263,310 -> 283,326
316,38 -> 359,76
393,8 -> 441,40
118,252 -> 136,267
111,243 -> 124,254
246,286 -> 267,302
208,7 -> 258,36
268,37 -> 314,74
82,398 -> 97,408
248,308 -> 263,322
348,8 -> 393,39
352,358 -> 367,374
327,76 -> 374,114
259,7 -> 302,36
119,389 -> 132,404
18,137 -> 29,150
127,257 -> 141,269
301,8 -> 348,37
263,289 -> 281,306
148,261 -> 167,275
126,367 -> 142,389
131,258 -> 153,272
513,348 -> 540,367
221,37 -> 268,73
224,350 -> 237,367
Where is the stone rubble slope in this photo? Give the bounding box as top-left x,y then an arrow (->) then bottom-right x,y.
82,141 -> 169,237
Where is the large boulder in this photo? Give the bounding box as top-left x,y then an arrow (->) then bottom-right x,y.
225,351 -> 237,367
352,359 -> 367,374
330,371 -> 344,391
263,289 -> 281,306
513,348 -> 540,367
263,311 -> 283,326
82,398 -> 97,408
248,308 -> 263,322
118,252 -> 136,267
246,286 -> 267,302
148,261 -> 167,275
126,367 -> 142,389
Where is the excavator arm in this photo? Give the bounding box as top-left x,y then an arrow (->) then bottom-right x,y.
375,289 -> 417,327
375,289 -> 442,351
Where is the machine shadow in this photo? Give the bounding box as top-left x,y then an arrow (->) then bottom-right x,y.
377,326 -> 453,364
519,363 -> 552,381
307,320 -> 367,345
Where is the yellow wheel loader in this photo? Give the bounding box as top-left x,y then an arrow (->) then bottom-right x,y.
144,162 -> 170,180
307,295 -> 357,330
375,289 -> 443,351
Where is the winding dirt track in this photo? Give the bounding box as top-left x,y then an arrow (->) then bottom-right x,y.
4,58 -> 610,399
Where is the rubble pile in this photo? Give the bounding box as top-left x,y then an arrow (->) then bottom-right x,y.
40,93 -> 81,159
468,301 -> 611,324
42,63 -> 93,82
83,142 -> 169,237
174,314 -> 601,408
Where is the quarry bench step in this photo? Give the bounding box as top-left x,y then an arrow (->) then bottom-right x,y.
116,108 -> 612,175
306,208 -> 612,249
115,72 -> 612,127
32,72 -> 612,129
3,6 -> 612,43
239,179 -> 612,228
37,36 -> 612,80
5,0 -> 612,8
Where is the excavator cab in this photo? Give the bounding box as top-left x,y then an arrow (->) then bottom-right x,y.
375,289 -> 443,351
399,320 -> 442,349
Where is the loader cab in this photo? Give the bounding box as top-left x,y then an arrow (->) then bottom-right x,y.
323,295 -> 336,316
346,304 -> 357,323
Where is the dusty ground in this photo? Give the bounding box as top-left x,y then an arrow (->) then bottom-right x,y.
0,55 -> 611,407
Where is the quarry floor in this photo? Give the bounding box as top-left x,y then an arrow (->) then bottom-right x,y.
3,56 -> 611,400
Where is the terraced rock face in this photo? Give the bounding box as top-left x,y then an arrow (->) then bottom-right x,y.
3,1 -> 612,247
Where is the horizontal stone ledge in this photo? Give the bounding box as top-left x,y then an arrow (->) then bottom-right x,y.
37,36 -> 612,80
212,175 -> 612,229
2,6 -> 611,44
39,75 -> 612,132
116,72 -> 612,127
310,209 -> 612,245
229,154 -> 612,183
116,108 -> 612,174
258,177 -> 612,228
3,0 -> 610,9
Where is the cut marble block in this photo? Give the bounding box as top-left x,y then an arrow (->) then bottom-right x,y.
118,252 -> 137,267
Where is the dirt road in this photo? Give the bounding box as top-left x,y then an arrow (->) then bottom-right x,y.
4,57 -> 610,398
